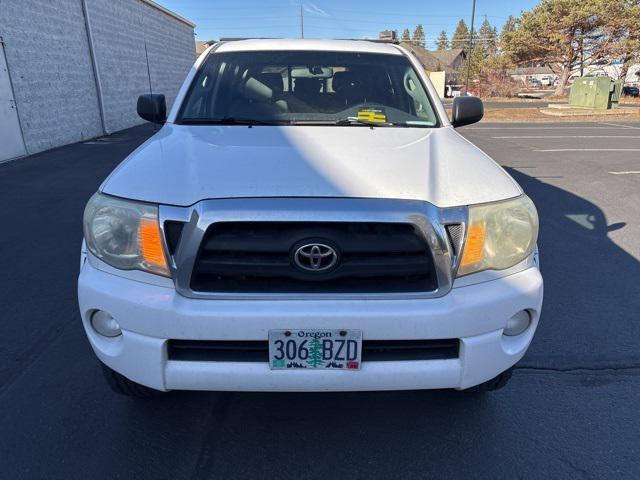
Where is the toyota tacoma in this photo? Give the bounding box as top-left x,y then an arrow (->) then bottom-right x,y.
78,39 -> 542,397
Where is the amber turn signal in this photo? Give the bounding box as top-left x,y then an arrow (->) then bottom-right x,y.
459,223 -> 485,269
138,217 -> 169,273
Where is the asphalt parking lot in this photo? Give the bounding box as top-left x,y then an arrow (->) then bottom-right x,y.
1,121 -> 639,479
442,99 -> 553,109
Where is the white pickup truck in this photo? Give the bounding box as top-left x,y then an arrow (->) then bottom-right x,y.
78,39 -> 542,397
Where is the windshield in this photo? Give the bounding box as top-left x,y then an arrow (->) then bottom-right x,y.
177,50 -> 439,127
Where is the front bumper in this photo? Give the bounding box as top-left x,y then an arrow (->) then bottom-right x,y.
78,260 -> 543,392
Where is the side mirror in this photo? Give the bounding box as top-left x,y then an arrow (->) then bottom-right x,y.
137,93 -> 166,124
451,96 -> 483,128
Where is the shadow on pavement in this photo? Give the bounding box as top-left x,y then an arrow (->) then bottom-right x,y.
0,124 -> 639,479
116,160 -> 640,479
506,168 -> 640,369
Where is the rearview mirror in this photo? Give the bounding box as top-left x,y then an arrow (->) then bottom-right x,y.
137,93 -> 166,124
451,96 -> 483,128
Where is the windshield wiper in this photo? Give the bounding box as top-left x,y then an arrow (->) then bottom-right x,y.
332,117 -> 417,127
334,117 -> 394,127
180,117 -> 285,126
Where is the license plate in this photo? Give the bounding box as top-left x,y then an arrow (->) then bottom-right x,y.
268,329 -> 362,370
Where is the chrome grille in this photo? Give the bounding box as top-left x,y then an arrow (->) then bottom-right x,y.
160,198 -> 466,300
191,222 -> 438,294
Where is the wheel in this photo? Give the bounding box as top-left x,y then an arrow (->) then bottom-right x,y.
462,366 -> 515,394
100,363 -> 164,398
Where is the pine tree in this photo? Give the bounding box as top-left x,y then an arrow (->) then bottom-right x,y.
412,24 -> 425,47
461,43 -> 488,86
435,30 -> 450,50
500,15 -> 517,40
478,18 -> 498,54
307,337 -> 324,368
500,0 -> 611,95
499,15 -> 518,49
401,28 -> 411,41
451,19 -> 470,50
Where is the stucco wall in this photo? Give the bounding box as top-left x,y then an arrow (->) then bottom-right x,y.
0,0 -> 194,155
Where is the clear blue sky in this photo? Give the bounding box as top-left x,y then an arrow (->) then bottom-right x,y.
158,0 -> 540,48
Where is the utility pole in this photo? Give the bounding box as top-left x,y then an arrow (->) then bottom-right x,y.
464,0 -> 477,95
580,38 -> 584,77
300,3 -> 304,39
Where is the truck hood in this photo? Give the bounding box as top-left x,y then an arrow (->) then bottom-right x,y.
101,124 -> 521,208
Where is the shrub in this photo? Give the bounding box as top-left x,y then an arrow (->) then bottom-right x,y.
475,69 -> 521,98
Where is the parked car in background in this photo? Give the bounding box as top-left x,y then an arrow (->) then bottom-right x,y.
79,39 -> 542,398
528,78 -> 542,88
622,86 -> 639,97
445,84 -> 463,98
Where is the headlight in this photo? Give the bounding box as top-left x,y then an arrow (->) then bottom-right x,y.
457,195 -> 538,277
83,192 -> 170,277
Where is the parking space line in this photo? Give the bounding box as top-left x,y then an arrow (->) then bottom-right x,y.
492,135 -> 640,139
535,148 -> 640,152
608,171 -> 640,175
600,123 -> 640,130
467,126 -> 613,130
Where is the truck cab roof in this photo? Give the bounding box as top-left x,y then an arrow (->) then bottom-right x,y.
213,38 -> 404,56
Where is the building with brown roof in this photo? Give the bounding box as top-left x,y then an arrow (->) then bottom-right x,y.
399,42 -> 466,83
196,41 -> 214,57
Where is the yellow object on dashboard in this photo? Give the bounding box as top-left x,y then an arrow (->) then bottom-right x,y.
357,108 -> 387,123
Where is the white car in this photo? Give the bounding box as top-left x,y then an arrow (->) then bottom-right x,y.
78,39 -> 542,397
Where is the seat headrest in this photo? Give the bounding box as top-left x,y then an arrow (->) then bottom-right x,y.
256,73 -> 284,95
243,77 -> 273,102
332,71 -> 361,92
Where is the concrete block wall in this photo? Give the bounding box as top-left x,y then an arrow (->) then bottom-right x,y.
0,0 -> 104,154
142,2 -> 196,119
87,0 -> 194,133
0,0 -> 194,155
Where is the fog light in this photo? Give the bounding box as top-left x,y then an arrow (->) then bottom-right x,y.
90,310 -> 122,337
504,310 -> 531,336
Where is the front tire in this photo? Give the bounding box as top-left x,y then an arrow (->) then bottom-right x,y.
100,363 -> 164,398
462,366 -> 515,394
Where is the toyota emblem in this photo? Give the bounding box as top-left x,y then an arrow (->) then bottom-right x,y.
293,243 -> 338,272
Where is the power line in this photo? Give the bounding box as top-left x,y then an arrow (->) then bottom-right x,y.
303,17 -> 479,27
193,11 -> 510,26
193,15 -> 300,21
200,25 -> 300,31
314,6 -> 510,19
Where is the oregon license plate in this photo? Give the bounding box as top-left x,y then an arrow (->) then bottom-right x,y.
268,329 -> 363,370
